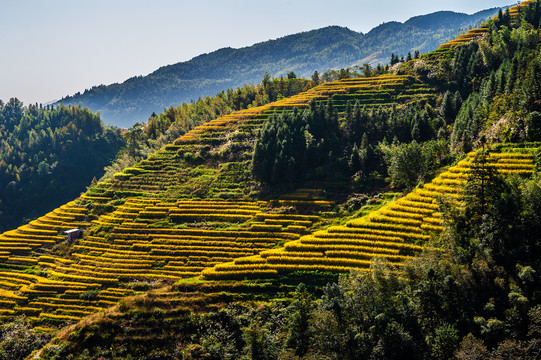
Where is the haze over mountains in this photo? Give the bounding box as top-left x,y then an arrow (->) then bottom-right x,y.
59,8 -> 501,127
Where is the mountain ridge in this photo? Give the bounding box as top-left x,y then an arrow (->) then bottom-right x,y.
58,8 -> 501,127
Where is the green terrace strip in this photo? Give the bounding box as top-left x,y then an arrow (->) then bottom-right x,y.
202,146 -> 537,280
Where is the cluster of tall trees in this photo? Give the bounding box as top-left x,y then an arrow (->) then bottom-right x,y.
429,2 -> 541,151
390,50 -> 420,65
252,99 -> 453,189
252,102 -> 342,185
0,99 -> 123,232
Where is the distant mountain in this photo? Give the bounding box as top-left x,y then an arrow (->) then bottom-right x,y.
58,8 -> 501,127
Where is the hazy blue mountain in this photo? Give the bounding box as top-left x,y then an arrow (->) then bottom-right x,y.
58,8 -> 501,127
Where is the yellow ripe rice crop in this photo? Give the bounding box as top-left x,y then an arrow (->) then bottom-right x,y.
493,163 -> 535,170
431,177 -> 465,186
169,213 -> 253,222
249,224 -> 283,232
415,189 -> 462,200
369,214 -> 423,227
405,193 -> 436,204
494,159 -> 534,164
0,289 -> 26,300
14,306 -> 42,313
233,256 -> 268,265
201,268 -> 278,280
0,281 -> 25,288
422,183 -> 463,194
294,239 -> 423,253
16,226 -> 57,236
421,224 -> 445,232
7,257 -> 38,265
265,255 -> 372,268
386,203 -> 435,216
346,219 -> 425,234
423,217 -> 444,225
38,312 -> 83,321
325,250 -> 410,263
47,270 -> 119,284
270,264 -> 365,273
378,209 -> 425,220
214,262 -> 272,271
499,169 -> 535,175
324,226 -> 430,241
440,171 -> 469,180
491,152 -> 534,158
260,249 -> 325,258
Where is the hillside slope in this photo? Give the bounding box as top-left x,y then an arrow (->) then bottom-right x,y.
0,0 -> 528,322
58,8 -> 499,127
1,1 -> 541,358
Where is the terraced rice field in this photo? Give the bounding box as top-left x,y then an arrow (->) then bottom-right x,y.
438,1 -> 535,50
0,197 -> 332,328
80,74 -> 435,203
0,202 -> 90,265
438,27 -> 490,50
0,96 -> 536,329
0,71 -> 427,329
0,130 -> 536,329
203,147 -> 538,279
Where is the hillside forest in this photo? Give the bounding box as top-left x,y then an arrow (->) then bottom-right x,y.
0,101 -> 123,233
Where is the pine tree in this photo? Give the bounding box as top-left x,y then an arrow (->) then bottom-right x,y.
390,53 -> 398,65
522,57 -> 541,111
311,70 -> 320,85
441,91 -> 454,121
464,138 -> 501,220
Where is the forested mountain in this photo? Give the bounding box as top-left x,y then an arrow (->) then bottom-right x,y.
0,99 -> 123,233
58,8 -> 500,127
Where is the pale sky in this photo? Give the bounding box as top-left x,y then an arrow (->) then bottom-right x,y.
0,0 -> 515,105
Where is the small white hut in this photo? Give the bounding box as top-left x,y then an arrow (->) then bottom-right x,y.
62,229 -> 82,243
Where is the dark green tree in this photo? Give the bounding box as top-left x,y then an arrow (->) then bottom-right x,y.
284,284 -> 314,357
